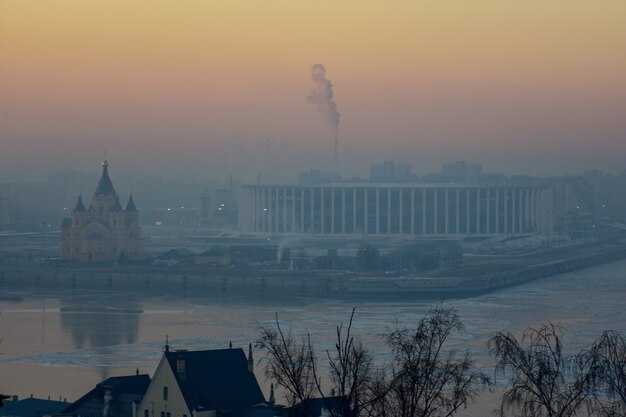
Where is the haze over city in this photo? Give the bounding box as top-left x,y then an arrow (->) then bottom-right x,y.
3,2 -> 626,417
1,1 -> 626,181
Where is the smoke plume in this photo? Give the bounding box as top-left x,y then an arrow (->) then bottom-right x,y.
307,64 -> 340,171
307,64 -> 340,136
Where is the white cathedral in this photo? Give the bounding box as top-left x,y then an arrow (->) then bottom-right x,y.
61,160 -> 143,262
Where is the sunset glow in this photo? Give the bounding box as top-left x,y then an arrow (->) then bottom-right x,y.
1,0 -> 625,179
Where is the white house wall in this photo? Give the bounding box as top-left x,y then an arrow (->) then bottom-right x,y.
138,356 -> 191,417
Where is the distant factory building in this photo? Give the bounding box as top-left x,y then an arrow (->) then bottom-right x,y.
61,161 -> 143,262
239,183 -> 553,236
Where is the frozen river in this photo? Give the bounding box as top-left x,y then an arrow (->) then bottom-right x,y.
1,259 -> 626,415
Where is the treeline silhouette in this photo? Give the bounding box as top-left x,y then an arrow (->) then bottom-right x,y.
256,307 -> 626,417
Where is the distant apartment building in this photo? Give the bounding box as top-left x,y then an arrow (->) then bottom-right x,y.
239,183 -> 553,236
60,161 -> 143,262
370,161 -> 414,182
441,161 -> 483,183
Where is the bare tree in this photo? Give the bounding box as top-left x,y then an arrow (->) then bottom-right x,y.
589,330 -> 626,417
255,313 -> 316,407
489,323 -> 598,417
384,306 -> 490,417
311,308 -> 384,417
257,309 -> 385,417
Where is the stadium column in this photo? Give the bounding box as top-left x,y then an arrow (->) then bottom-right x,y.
504,189 -> 508,234
422,189 -> 426,234
376,188 -> 380,235
300,189 -> 305,233
321,188 -> 325,234
530,189 -> 537,232
342,189 -> 346,234
252,188 -> 257,232
486,188 -> 491,234
266,187 -> 274,233
352,189 -> 357,233
466,189 -> 471,234
433,189 -> 438,235
291,188 -> 296,233
399,189 -> 404,234
511,188 -> 516,234
310,188 -> 314,234
410,189 -> 415,234
495,189 -> 500,234
275,188 -> 280,233
387,188 -> 392,234
526,188 -> 531,231
283,188 -> 287,233
445,188 -> 449,235
455,189 -> 460,234
331,188 -> 335,234
364,189 -> 368,234
476,188 -> 481,235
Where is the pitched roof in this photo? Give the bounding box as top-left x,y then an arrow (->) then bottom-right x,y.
164,348 -> 265,411
0,398 -> 68,417
63,374 -> 151,414
94,160 -> 117,197
73,194 -> 86,212
125,195 -> 137,212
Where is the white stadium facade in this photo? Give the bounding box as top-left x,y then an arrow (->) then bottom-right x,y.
239,183 -> 553,236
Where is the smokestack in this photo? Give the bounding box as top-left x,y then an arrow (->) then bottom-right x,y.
247,342 -> 254,373
307,64 -> 340,173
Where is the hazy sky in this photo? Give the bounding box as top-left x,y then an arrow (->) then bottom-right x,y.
1,1 -> 625,182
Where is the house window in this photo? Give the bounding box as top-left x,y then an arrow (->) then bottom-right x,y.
163,386 -> 168,401
166,413 -> 171,417
144,410 -> 149,417
160,412 -> 165,417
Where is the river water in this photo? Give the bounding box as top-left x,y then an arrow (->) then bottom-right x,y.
1,259 -> 626,415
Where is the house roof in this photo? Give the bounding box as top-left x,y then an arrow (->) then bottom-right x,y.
0,398 -> 68,417
63,374 -> 151,414
164,348 -> 265,411
94,160 -> 117,197
289,397 -> 345,417
60,218 -> 72,229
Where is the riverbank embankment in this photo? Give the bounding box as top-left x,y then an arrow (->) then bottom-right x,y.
1,241 -> 626,299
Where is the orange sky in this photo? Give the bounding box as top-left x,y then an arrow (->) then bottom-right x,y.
1,0 -> 625,180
